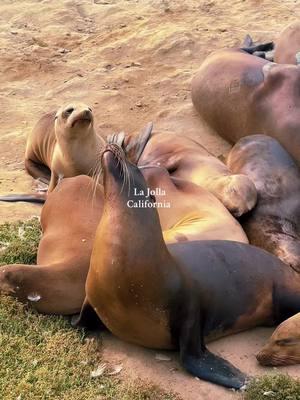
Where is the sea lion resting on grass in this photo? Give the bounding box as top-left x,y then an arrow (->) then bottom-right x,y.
75,142 -> 300,389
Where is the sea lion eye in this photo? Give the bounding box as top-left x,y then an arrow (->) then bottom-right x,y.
150,194 -> 156,202
88,107 -> 92,112
275,338 -> 295,346
66,107 -> 74,114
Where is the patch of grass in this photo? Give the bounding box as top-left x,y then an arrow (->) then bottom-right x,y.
244,374 -> 300,400
0,220 -> 179,400
0,296 -> 179,400
0,217 -> 41,265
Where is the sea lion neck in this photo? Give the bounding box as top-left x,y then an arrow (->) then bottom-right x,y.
100,148 -> 169,257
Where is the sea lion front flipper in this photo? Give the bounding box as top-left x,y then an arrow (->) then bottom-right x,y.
179,312 -> 247,389
181,348 -> 247,389
71,298 -> 106,331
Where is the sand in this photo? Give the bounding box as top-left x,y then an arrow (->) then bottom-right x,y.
0,0 -> 300,398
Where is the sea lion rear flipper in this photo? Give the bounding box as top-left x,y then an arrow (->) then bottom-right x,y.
71,298 -> 106,331
0,193 -> 46,204
241,40 -> 274,56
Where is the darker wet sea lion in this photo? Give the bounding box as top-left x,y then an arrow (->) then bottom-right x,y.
227,135 -> 300,273
76,142 -> 300,389
191,47 -> 300,165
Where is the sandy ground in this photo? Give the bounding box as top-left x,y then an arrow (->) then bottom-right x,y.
1,0 -> 300,398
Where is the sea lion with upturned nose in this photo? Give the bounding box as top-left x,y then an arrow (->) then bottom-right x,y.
227,135 -> 300,272
139,133 -> 257,217
257,313 -> 300,366
25,102 -> 105,192
76,142 -> 300,389
192,48 -> 300,165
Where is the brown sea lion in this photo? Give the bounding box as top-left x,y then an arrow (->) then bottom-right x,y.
0,175 -> 103,315
274,21 -> 300,64
25,101 -> 105,192
227,135 -> 300,272
257,313 -> 300,366
75,142 -> 300,389
0,120 -> 153,202
0,162 -> 248,313
191,48 -> 300,165
139,133 -> 257,217
140,165 -> 248,244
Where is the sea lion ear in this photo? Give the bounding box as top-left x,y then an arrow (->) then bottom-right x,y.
296,52 -> 300,65
262,62 -> 278,79
124,122 -> 153,164
107,131 -> 125,147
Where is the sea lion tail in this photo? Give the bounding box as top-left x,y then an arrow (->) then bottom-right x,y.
0,193 -> 46,204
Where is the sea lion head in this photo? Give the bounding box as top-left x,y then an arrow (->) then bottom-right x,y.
256,313 -> 300,366
99,142 -> 161,228
55,102 -> 94,138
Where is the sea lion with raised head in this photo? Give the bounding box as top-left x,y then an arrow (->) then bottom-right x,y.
139,133 -> 257,217
227,135 -> 300,272
75,142 -> 300,389
192,47 -> 300,165
25,101 -> 106,192
257,313 -> 300,366
274,21 -> 300,64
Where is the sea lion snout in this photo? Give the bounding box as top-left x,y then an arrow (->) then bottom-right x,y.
257,313 -> 300,366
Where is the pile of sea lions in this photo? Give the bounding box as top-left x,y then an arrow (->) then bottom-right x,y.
1,21 -> 300,391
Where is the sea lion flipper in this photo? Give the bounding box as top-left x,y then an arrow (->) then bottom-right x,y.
124,121 -> 153,164
243,34 -> 253,48
71,298 -> 106,331
181,348 -> 247,389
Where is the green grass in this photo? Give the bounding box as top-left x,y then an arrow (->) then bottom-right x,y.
0,219 -> 179,400
244,374 -> 300,400
0,217 -> 41,265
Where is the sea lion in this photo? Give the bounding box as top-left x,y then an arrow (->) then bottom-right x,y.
191,48 -> 300,165
0,120 -> 153,202
139,133 -> 257,217
257,313 -> 300,366
0,175 -> 104,315
0,164 -> 248,312
227,135 -> 300,272
25,101 -> 105,192
75,142 -> 300,389
274,21 -> 300,64
140,165 -> 248,244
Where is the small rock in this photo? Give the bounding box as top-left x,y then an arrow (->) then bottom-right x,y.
108,364 -> 123,375
263,392 -> 276,397
10,30 -> 18,35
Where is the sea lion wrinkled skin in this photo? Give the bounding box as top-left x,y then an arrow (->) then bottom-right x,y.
191,48 -> 300,165
0,175 -> 104,315
274,21 -> 300,64
76,143 -> 300,389
227,135 -> 300,272
25,102 -> 105,192
257,313 -> 300,366
139,133 -> 257,217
